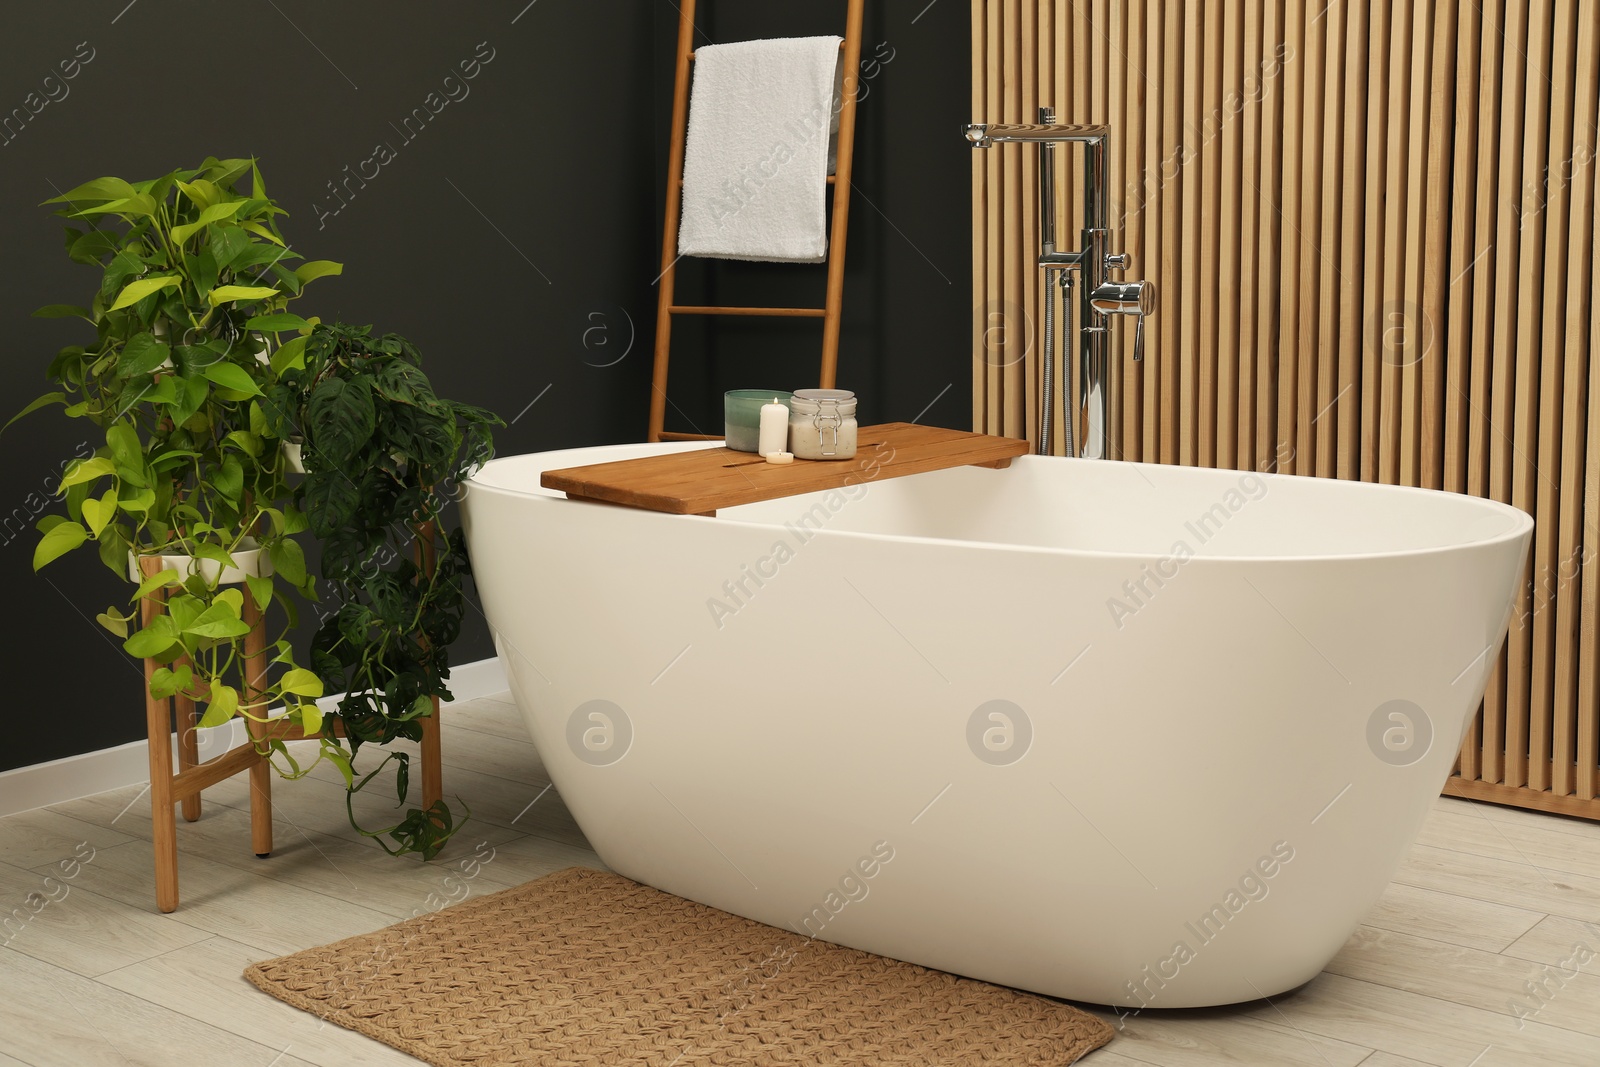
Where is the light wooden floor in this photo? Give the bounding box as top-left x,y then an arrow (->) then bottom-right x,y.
2,693 -> 1598,1067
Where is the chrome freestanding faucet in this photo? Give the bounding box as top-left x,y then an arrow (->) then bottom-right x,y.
966,110 -> 1155,459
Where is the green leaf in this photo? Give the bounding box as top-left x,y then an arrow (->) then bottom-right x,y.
173,375 -> 209,425
269,537 -> 307,586
141,377 -> 180,408
209,225 -> 250,269
224,429 -> 262,457
212,453 -> 244,503
206,284 -> 278,306
95,608 -> 131,639
2,392 -> 66,434
188,249 -> 218,297
184,603 -> 253,639
302,467 -> 360,534
298,704 -> 323,736
198,681 -> 238,728
124,615 -> 181,658
116,487 -> 156,513
105,421 -> 141,467
109,275 -> 181,311
306,377 -> 376,458
239,220 -> 284,246
280,668 -> 324,698
116,333 -> 171,379
245,573 -> 273,613
59,457 -> 115,490
269,334 -> 308,375
201,362 -> 262,397
244,312 -> 310,332
32,304 -> 91,320
44,176 -> 140,205
293,260 -> 343,284
188,541 -> 237,571
81,491 -> 117,537
165,594 -> 204,634
115,457 -> 148,486
170,200 -> 250,245
130,567 -> 181,601
150,664 -> 193,700
176,178 -> 221,210
68,229 -> 120,265
321,743 -> 355,787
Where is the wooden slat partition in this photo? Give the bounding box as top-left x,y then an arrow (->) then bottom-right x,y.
973,0 -> 1600,820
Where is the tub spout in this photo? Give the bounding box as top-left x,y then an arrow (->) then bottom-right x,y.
966,117 -> 1158,458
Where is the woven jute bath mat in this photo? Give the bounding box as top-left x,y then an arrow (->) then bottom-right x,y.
244,866 -> 1113,1066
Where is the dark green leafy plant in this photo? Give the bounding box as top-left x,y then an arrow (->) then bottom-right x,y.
266,321 -> 501,858
11,158 -> 344,753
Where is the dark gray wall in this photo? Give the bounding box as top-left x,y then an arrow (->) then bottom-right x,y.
0,0 -> 969,771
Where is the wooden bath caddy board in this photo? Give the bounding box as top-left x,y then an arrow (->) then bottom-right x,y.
541,422 -> 1028,516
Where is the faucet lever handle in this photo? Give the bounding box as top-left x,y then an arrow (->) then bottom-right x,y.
1104,252 -> 1131,271
1132,310 -> 1146,363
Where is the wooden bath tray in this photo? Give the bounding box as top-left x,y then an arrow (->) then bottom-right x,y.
541,422 -> 1028,516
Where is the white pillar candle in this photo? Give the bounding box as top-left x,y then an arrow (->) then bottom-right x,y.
758,398 -> 788,456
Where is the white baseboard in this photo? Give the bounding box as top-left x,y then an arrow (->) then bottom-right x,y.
0,656 -> 508,819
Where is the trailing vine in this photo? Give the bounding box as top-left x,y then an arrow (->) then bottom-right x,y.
266,322 -> 501,858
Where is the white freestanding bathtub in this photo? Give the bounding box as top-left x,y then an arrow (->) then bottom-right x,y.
462,440 -> 1531,1008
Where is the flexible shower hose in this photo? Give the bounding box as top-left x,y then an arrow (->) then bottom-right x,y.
1040,268 -> 1054,456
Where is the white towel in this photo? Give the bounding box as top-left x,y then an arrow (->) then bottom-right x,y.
678,36 -> 843,264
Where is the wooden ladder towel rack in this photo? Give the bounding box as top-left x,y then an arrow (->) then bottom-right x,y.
647,0 -> 867,443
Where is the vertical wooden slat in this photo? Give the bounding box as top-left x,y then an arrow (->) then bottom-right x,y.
1122,0 -> 1146,460
1396,0 -> 1435,488
1293,0 -> 1325,475
1313,1 -> 1345,479
1552,3 -> 1597,798
1420,1 -> 1458,493
1254,0 -> 1283,471
1107,0 -> 1133,458
1003,0 -> 1025,441
1532,0 -> 1580,794
1507,0 -> 1555,790
1580,50 -> 1600,799
1215,0 -> 1244,470
1197,1 -> 1224,467
1178,3 -> 1202,466
1236,0 -> 1263,468
1142,0 -> 1165,461
1449,0 -> 1484,780
1361,0 -> 1391,483
1379,0 -> 1414,486
972,0 -> 987,435
1275,0 -> 1304,471
1160,2 -> 1182,464
1336,0 -> 1368,481
1477,0 -> 1511,785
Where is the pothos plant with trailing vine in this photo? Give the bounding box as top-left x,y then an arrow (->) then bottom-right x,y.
9,157 -> 350,770
265,321 -> 501,859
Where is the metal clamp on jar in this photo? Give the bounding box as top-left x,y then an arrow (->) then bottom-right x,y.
789,389 -> 858,460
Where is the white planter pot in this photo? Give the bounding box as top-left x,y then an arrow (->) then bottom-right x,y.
128,536 -> 274,586
282,440 -> 307,474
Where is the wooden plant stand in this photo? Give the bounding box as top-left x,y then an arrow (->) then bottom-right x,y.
137,544 -> 443,914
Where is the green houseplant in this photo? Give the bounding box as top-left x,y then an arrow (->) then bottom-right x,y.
12,157 -> 351,782
266,321 -> 501,858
